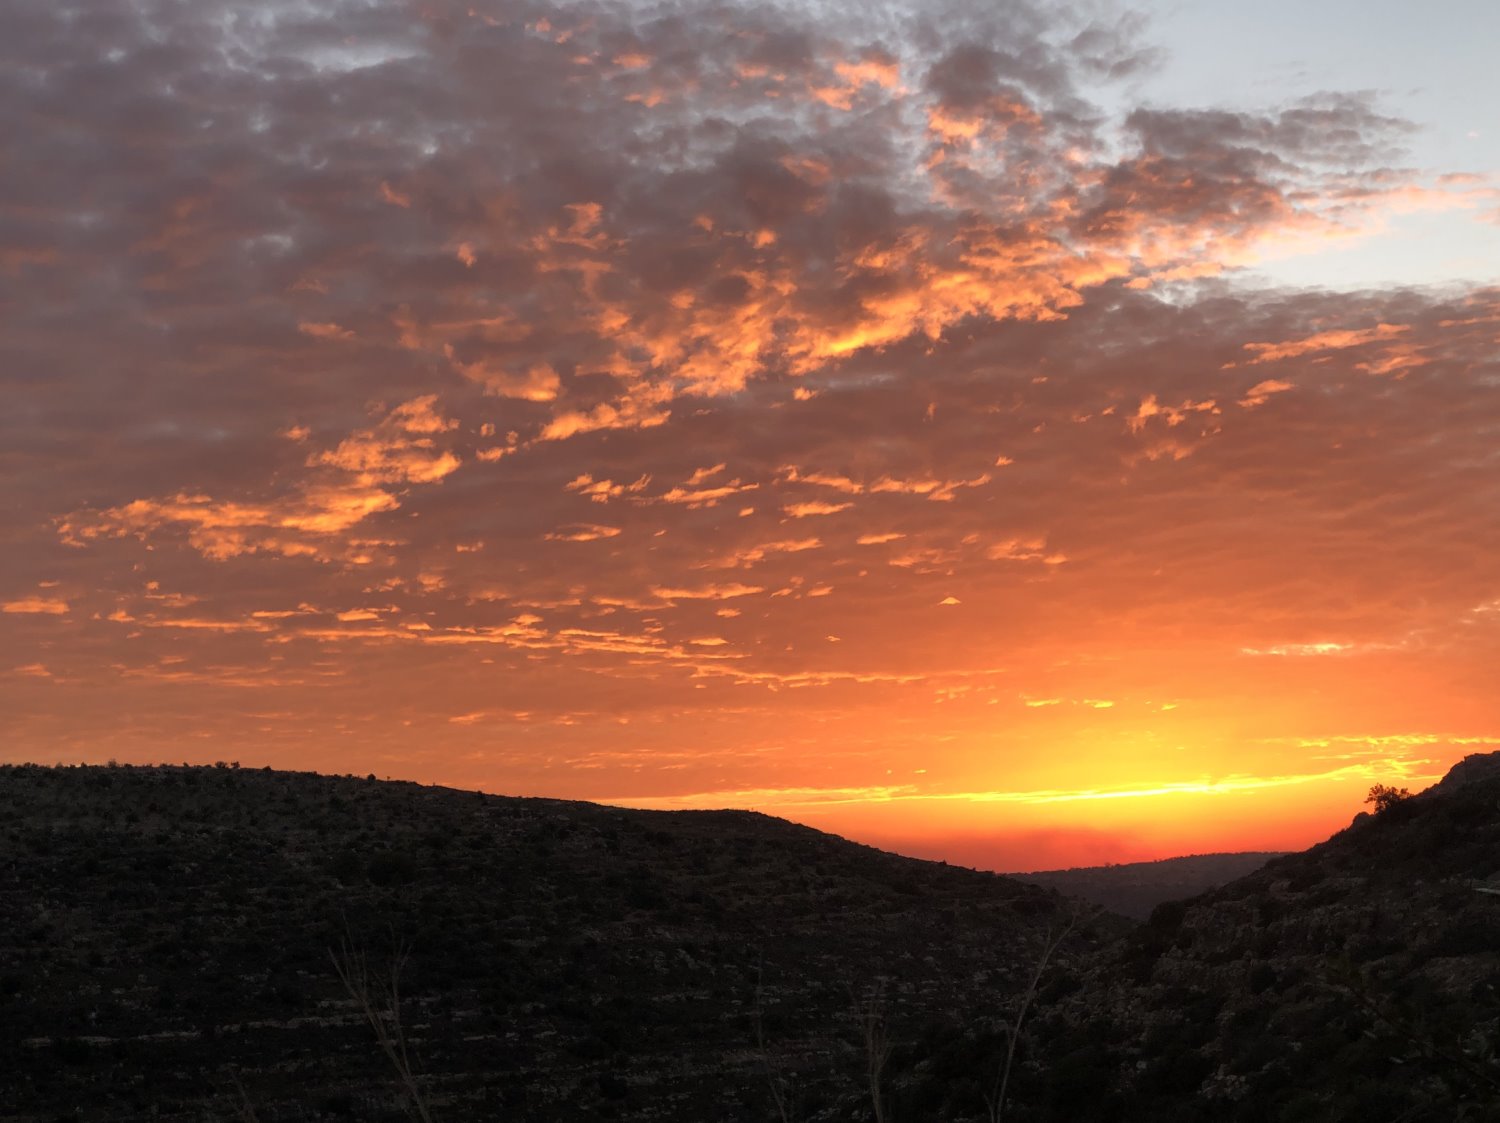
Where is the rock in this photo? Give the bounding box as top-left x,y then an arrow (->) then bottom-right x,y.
1427,751 -> 1500,795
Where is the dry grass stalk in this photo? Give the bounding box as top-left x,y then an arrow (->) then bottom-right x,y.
329,934 -> 437,1123
985,907 -> 1086,1123
855,979 -> 893,1123
753,957 -> 795,1123
228,1070 -> 261,1123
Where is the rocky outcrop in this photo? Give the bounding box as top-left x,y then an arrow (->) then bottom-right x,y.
1424,750 -> 1500,795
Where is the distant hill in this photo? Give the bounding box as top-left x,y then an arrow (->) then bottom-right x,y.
1012,853 -> 1286,920
0,763 -> 1116,1122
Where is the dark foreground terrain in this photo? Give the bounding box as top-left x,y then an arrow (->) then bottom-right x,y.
0,763 -> 1111,1122
5,757 -> 1500,1121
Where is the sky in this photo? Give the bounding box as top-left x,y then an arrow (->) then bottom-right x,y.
4,0 -> 1499,870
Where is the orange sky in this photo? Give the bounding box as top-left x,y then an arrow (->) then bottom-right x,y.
4,0 -> 1500,870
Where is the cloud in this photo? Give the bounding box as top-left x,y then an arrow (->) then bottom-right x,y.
545,524 -> 623,542
3,597 -> 69,615
781,467 -> 865,494
1238,379 -> 1293,409
986,538 -> 1064,564
58,398 -> 461,560
707,537 -> 823,568
657,481 -> 760,508
448,356 -> 562,402
298,322 -> 355,341
651,583 -> 764,601
1241,641 -> 1398,657
564,473 -> 651,503
1241,323 -> 1411,364
311,396 -> 462,484
784,501 -> 854,518
869,473 -> 992,501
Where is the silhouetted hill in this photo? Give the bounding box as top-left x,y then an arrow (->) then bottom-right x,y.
1006,755 -> 1500,1121
0,763 -> 1116,1122
1013,853 -> 1285,920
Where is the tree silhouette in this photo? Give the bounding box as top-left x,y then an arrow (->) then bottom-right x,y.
1365,784 -> 1412,814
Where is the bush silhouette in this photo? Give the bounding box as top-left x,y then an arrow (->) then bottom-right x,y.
1365,785 -> 1411,814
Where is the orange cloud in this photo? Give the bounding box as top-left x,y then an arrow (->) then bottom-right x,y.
869,473 -> 992,501
780,467 -> 864,494
783,500 -> 853,518
312,396 -> 461,485
565,474 -> 651,502
1242,323 -> 1410,364
545,524 -> 623,542
1239,379 -> 1294,408
651,583 -> 764,601
60,399 -> 460,560
3,596 -> 69,615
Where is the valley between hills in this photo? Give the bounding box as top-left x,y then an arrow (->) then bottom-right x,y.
4,758 -> 1500,1121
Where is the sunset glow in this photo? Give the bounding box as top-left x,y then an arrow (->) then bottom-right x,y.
5,0 -> 1499,869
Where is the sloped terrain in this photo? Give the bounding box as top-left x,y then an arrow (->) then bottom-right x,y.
0,764 -> 1113,1122
1007,759 -> 1500,1121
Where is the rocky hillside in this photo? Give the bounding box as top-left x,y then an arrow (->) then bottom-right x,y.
0,763 -> 1115,1123
1013,853 -> 1285,921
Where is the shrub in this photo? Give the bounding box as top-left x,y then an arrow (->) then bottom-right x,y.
1365,785 -> 1411,814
